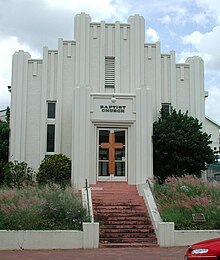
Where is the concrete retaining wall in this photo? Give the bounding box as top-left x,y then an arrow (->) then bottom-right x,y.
0,222 -> 99,250
139,182 -> 220,247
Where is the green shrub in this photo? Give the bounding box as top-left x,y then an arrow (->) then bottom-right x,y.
0,161 -> 6,185
36,154 -> 71,186
40,186 -> 88,230
0,185 -> 89,230
3,161 -> 34,188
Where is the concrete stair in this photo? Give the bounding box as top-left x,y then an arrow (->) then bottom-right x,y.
91,182 -> 158,248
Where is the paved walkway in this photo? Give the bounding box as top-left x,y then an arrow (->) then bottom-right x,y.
0,247 -> 187,260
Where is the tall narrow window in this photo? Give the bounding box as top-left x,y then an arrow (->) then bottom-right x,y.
47,102 -> 56,118
105,57 -> 115,88
46,124 -> 55,152
46,101 -> 56,153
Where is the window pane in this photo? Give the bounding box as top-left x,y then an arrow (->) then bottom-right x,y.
48,103 -> 56,118
47,124 -> 55,152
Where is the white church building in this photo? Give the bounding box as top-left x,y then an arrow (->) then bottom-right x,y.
9,13 -> 219,188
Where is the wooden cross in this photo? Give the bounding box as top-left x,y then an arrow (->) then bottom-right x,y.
101,130 -> 124,175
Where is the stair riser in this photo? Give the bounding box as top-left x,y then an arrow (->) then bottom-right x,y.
96,216 -> 150,221
100,229 -> 154,234
94,211 -> 149,216
99,221 -> 152,226
100,225 -> 153,229
100,238 -> 157,243
99,243 -> 159,248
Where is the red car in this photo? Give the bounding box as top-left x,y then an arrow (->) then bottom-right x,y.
185,238 -> 220,259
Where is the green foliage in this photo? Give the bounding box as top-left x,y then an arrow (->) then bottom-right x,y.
153,108 -> 215,182
0,186 -> 89,230
3,161 -> 34,188
40,186 -> 89,230
36,154 -> 71,186
154,175 -> 220,230
0,109 -> 10,184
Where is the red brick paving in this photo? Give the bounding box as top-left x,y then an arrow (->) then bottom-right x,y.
0,247 -> 187,260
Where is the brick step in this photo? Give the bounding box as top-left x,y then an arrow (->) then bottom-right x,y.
92,194 -> 142,198
93,205 -> 146,210
100,233 -> 156,239
99,242 -> 159,248
98,219 -> 152,225
92,190 -> 138,194
100,237 -> 157,244
94,212 -> 148,217
100,224 -> 153,229
93,205 -> 144,209
97,216 -> 150,221
93,200 -> 144,205
93,201 -> 144,206
91,183 -> 136,186
92,190 -> 139,193
94,209 -> 148,215
100,228 -> 154,234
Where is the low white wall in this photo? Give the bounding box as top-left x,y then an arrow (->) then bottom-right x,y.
0,222 -> 99,250
138,182 -> 162,236
139,182 -> 220,247
174,230 -> 220,246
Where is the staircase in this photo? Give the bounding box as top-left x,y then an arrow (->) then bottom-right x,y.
91,182 -> 158,248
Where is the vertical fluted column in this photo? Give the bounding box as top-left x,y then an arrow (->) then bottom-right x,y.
128,14 -> 145,92
10,51 -> 31,162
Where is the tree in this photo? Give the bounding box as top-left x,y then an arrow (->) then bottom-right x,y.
153,108 -> 215,183
0,107 -> 10,184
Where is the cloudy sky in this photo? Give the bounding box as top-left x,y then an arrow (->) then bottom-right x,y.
0,0 -> 220,124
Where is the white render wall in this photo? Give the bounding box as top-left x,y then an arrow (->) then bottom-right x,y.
9,13 -> 210,188
205,117 -> 220,151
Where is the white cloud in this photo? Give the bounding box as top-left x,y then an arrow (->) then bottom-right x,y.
160,15 -> 171,25
195,0 -> 220,23
46,0 -> 130,22
0,36 -> 40,110
181,26 -> 220,72
146,27 -> 160,42
182,31 -> 204,46
192,12 -> 211,26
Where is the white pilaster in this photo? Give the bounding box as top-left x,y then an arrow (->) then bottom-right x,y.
39,47 -> 48,161
155,42 -> 162,117
128,14 -> 145,91
56,38 -> 64,153
99,21 -> 105,92
10,51 -> 31,162
72,87 -> 90,188
74,13 -> 91,87
186,56 -> 205,124
135,87 -> 153,183
170,51 -> 177,107
115,21 -> 120,93
162,55 -> 168,102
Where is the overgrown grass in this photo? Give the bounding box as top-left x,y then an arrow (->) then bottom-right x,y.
153,175 -> 220,230
0,185 -> 89,230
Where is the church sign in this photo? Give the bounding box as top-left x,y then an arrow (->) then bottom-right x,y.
100,105 -> 126,113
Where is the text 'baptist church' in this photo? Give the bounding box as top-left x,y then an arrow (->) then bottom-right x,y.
100,105 -> 126,113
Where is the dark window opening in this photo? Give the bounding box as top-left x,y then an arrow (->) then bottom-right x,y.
47,124 -> 55,152
47,103 -> 56,119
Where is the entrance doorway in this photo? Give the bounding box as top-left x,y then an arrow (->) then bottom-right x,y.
97,128 -> 127,181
